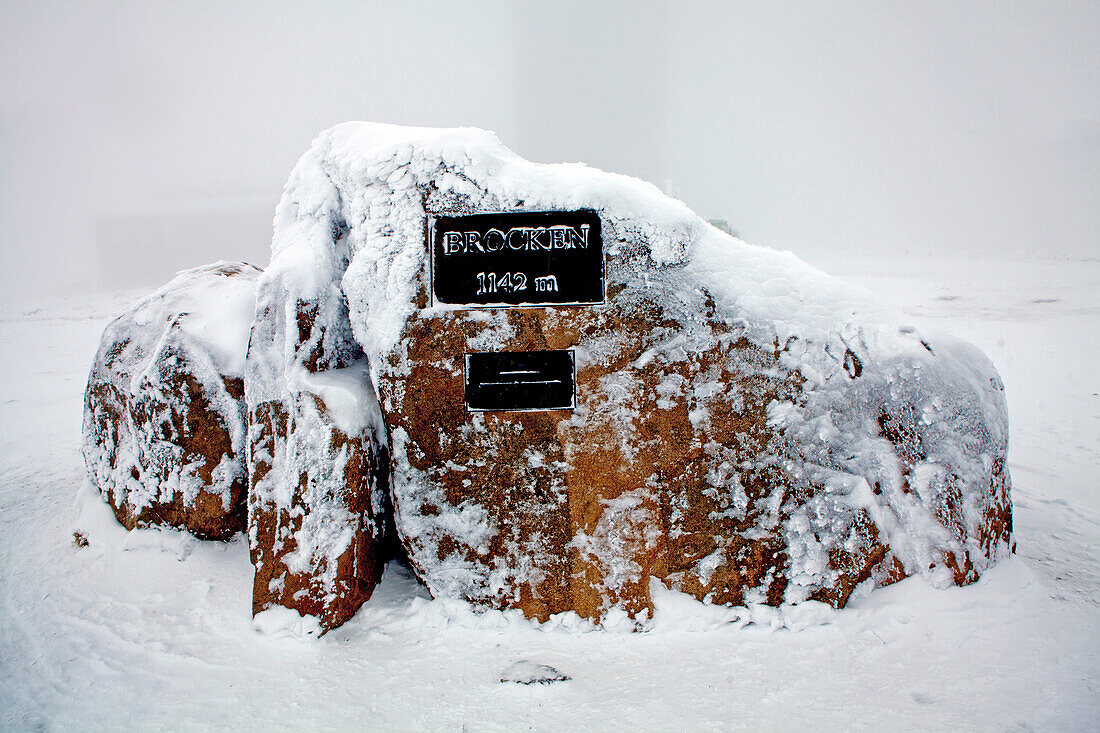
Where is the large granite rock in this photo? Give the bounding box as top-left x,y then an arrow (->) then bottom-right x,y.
82,262 -> 260,540
260,123 -> 1012,625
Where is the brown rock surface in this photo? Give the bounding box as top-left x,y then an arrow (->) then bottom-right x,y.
247,394 -> 388,630
382,284 -> 817,620
381,274 -> 1012,623
82,262 -> 260,540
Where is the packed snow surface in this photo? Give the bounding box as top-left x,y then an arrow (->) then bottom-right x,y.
1,252 -> 1096,730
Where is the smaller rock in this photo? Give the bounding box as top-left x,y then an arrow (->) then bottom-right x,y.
82,261 -> 260,540
245,282 -> 393,633
499,660 -> 572,685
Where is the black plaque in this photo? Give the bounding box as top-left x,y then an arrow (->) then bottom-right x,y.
431,210 -> 603,307
465,350 -> 576,412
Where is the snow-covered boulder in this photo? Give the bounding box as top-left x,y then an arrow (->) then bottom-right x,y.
82,262 -> 260,540
258,122 -> 1012,625
244,213 -> 392,631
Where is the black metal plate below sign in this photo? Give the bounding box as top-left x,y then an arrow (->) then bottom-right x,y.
431,210 -> 603,307
465,350 -> 576,412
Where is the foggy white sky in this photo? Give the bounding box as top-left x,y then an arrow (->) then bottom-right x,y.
1,0 -> 1097,299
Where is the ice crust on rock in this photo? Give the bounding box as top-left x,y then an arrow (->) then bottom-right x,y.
82,262 -> 260,540
258,121 -> 1012,623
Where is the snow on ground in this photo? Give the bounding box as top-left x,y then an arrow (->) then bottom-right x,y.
1,252 -> 1097,731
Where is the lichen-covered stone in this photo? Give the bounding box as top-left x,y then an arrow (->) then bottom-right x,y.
82,262 -> 260,540
262,122 -> 1013,626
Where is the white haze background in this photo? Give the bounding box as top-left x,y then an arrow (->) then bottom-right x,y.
1,0 -> 1097,299
2,3 -> 1099,729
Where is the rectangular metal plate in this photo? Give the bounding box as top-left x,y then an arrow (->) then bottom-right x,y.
464,350 -> 576,412
431,210 -> 603,307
